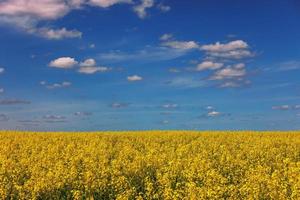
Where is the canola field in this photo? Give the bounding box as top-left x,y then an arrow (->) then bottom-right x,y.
0,131 -> 300,200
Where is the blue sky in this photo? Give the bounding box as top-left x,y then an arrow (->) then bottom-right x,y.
0,0 -> 300,131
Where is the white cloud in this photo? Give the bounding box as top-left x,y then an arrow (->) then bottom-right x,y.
80,58 -> 97,67
0,0 -> 161,39
157,3 -> 170,12
0,88 -> 4,93
40,81 -> 47,85
272,105 -> 290,110
162,40 -> 199,50
168,68 -> 180,73
209,63 -> 246,80
98,46 -> 188,63
110,102 -> 129,108
78,58 -> 111,74
207,111 -> 221,117
166,77 -> 206,88
43,114 -> 66,123
89,43 -> 96,48
0,68 -> 4,74
0,0 -> 69,20
133,0 -> 154,19
160,33 -> 173,41
277,61 -> 300,71
78,66 -> 110,74
196,61 -> 224,71
49,57 -> 78,69
206,106 -> 214,110
43,81 -> 72,89
200,40 -> 253,59
74,111 -> 92,116
89,0 -> 132,8
272,104 -> 300,111
201,40 -> 248,52
162,103 -> 178,109
127,75 -> 143,81
207,50 -> 253,59
219,81 -> 241,88
34,27 -> 82,40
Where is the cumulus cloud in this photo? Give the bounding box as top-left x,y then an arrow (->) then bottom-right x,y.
133,0 -> 154,19
80,58 -> 97,67
209,63 -> 246,80
200,40 -> 253,59
201,40 -> 248,52
0,88 -> 4,93
78,58 -> 111,74
196,61 -> 224,71
49,57 -> 78,69
127,75 -> 143,81
0,68 -> 5,74
0,99 -> 31,105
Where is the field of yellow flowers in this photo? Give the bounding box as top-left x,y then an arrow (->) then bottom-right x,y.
0,131 -> 299,199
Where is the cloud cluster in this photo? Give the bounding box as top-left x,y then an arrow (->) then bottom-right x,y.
49,57 -> 111,74
0,0 -> 170,39
160,34 -> 255,88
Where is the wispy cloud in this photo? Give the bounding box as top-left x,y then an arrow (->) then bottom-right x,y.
40,81 -> 72,89
0,99 -> 31,105
277,61 -> 300,71
0,114 -> 9,122
98,46 -> 188,63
